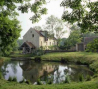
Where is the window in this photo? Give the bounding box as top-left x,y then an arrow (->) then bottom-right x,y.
31,31 -> 32,33
32,34 -> 34,37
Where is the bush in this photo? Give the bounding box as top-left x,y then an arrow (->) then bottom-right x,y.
61,57 -> 69,63
64,75 -> 71,84
34,56 -> 42,62
32,47 -> 45,56
78,74 -> 84,82
0,73 -> 3,79
47,79 -> 53,84
25,80 -> 31,84
37,79 -> 43,85
86,75 -> 91,81
86,39 -> 98,52
8,76 -> 13,81
19,78 -> 25,83
12,77 -> 17,82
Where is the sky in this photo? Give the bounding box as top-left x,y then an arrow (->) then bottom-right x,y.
17,0 -> 70,39
17,0 -> 98,39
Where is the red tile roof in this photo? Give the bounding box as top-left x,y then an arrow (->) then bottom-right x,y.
26,41 -> 35,48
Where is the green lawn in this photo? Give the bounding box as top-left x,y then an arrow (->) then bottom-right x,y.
0,79 -> 98,89
0,52 -> 98,89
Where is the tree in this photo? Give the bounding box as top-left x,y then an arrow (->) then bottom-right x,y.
33,26 -> 43,31
18,0 -> 47,23
61,0 -> 98,33
44,15 -> 66,45
86,39 -> 98,52
0,0 -> 47,56
17,39 -> 23,47
68,30 -> 82,47
59,29 -> 82,50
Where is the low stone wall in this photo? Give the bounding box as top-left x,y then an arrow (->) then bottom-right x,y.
44,50 -> 76,53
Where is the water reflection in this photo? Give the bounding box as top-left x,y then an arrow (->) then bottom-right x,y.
1,60 -> 93,84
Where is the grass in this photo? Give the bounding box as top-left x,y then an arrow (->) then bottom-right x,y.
41,52 -> 98,72
0,79 -> 98,89
1,52 -> 98,89
10,51 -> 33,58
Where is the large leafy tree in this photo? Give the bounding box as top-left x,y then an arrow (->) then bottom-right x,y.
44,15 -> 66,45
61,0 -> 98,33
0,0 -> 47,56
59,25 -> 82,50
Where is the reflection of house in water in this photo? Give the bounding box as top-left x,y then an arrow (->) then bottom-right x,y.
20,61 -> 58,83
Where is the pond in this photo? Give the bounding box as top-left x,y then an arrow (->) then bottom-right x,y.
0,60 -> 94,84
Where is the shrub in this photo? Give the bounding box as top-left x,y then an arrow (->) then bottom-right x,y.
61,57 -> 69,63
19,78 -> 25,83
78,74 -> 84,82
37,79 -> 43,85
86,39 -> 98,52
8,76 -> 13,81
0,73 -> 3,79
47,79 -> 53,84
32,47 -> 45,56
25,80 -> 31,84
12,77 -> 17,82
64,75 -> 71,84
34,56 -> 42,62
86,75 -> 91,81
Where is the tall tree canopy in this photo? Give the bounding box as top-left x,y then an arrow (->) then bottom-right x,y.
0,0 -> 47,56
44,15 -> 66,44
61,0 -> 98,33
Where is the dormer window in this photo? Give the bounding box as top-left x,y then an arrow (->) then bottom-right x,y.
32,34 -> 34,37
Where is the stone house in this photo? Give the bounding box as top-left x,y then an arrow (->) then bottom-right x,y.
76,36 -> 98,51
20,28 -> 57,53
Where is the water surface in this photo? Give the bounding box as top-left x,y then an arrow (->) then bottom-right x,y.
1,60 -> 93,84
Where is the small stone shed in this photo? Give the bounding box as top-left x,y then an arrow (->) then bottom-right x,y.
20,41 -> 35,53
76,36 -> 98,51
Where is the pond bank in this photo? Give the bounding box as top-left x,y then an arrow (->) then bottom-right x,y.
41,52 -> 98,73
0,52 -> 98,89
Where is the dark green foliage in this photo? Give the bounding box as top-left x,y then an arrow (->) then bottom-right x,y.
86,75 -> 91,81
19,78 -> 25,83
0,0 -> 47,56
8,76 -> 13,81
61,57 -> 69,63
12,77 -> 17,82
25,80 -> 31,84
0,73 -> 3,79
47,79 -> 53,84
34,56 -> 42,62
37,79 -> 43,85
0,16 -> 21,56
86,39 -> 98,52
78,74 -> 84,82
64,75 -> 71,83
59,30 -> 82,50
32,47 -> 45,56
61,0 -> 98,33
